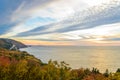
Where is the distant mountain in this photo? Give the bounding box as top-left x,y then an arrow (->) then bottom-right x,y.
0,38 -> 27,50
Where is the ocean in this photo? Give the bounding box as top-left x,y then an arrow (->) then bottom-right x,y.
20,46 -> 120,72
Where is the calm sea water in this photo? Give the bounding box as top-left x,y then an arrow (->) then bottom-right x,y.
20,46 -> 120,72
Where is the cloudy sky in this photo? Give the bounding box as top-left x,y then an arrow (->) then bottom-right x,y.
0,0 -> 120,46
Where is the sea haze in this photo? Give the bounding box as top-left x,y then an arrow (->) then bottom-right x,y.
20,46 -> 120,72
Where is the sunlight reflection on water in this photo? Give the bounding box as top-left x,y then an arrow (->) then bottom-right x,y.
20,46 -> 120,72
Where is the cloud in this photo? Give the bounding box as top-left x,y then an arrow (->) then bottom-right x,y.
12,0 -> 120,37
0,24 -> 16,35
103,38 -> 120,41
1,0 -> 120,45
10,0 -> 55,22
0,0 -> 25,25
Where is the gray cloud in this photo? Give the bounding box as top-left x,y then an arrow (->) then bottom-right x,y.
103,38 -> 120,41
0,0 -> 54,36
14,0 -> 120,38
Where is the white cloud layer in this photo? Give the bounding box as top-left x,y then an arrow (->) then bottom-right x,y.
1,0 -> 120,45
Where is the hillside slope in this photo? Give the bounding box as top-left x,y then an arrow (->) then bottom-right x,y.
0,48 -> 120,80
0,38 -> 27,50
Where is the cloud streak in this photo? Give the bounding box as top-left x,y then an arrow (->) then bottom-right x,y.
1,0 -> 120,45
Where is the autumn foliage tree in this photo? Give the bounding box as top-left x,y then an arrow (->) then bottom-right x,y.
0,48 -> 120,80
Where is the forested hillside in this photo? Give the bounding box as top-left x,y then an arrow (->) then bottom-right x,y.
0,48 -> 120,80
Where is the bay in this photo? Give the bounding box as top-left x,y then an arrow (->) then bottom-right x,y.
20,46 -> 120,72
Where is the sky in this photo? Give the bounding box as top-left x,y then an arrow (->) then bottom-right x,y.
0,0 -> 120,46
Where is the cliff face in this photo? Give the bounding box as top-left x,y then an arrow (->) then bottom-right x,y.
0,38 -> 27,50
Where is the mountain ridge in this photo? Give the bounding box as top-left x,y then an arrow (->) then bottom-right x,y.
0,38 -> 27,50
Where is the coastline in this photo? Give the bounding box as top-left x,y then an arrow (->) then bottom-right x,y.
0,48 -> 120,80
20,46 -> 120,73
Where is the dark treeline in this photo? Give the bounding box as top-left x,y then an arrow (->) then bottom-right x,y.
0,48 -> 120,80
